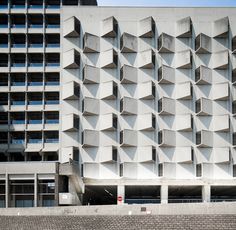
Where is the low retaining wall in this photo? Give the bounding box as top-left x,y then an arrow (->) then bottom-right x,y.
1,202 -> 236,216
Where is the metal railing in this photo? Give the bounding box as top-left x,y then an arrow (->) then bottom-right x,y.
168,199 -> 202,203
125,199 -> 161,204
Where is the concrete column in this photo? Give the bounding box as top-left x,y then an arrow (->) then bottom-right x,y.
34,173 -> 38,207
5,174 -> 9,208
161,185 -> 168,204
202,185 -> 211,203
54,174 -> 59,206
117,185 -> 125,205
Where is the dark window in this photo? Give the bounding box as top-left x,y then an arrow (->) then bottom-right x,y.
195,99 -> 201,113
233,165 -> 236,177
158,131 -> 163,145
158,163 -> 163,177
196,132 -> 201,145
233,133 -> 236,146
195,67 -> 200,82
196,164 -> 202,177
119,164 -> 123,177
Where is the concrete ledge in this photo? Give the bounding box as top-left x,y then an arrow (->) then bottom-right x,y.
1,202 -> 236,216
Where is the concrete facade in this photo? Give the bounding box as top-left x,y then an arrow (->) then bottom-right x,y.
1,1 -> 236,207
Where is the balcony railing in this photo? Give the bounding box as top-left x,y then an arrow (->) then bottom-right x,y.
46,63 -> 60,67
11,82 -> 25,86
45,100 -> 59,105
11,5 -> 25,9
28,139 -> 42,144
29,5 -> 43,8
12,44 -> 26,48
45,119 -> 59,124
11,139 -> 24,144
28,101 -> 43,105
28,120 -> 42,124
46,24 -> 60,29
45,81 -> 59,86
28,63 -> 43,67
11,101 -> 25,106
29,44 -> 43,48
29,24 -> 43,28
46,5 -> 60,9
46,43 -> 60,48
11,24 -> 26,28
45,138 -> 59,143
11,63 -> 26,67
11,120 -> 25,125
28,82 -> 43,86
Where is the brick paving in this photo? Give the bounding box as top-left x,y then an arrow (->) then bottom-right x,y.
0,215 -> 236,230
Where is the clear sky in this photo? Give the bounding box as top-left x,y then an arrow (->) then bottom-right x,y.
98,0 -> 236,7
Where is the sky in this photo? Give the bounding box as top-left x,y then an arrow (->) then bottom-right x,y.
98,0 -> 236,7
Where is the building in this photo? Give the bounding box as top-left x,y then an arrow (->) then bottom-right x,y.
0,1 -> 236,207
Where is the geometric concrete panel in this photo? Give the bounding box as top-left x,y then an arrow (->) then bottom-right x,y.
82,129 -> 99,147
138,146 -> 156,162
213,148 -> 230,163
120,97 -> 137,115
62,114 -> 80,132
120,65 -> 137,84
102,16 -> 118,38
120,33 -> 137,53
195,97 -> 212,116
175,114 -> 192,131
176,16 -> 192,38
158,33 -> 175,53
63,49 -> 80,69
213,50 -> 229,70
120,129 -> 137,147
158,65 -> 175,84
175,82 -> 192,100
212,83 -> 229,100
158,97 -> 175,115
82,97 -> 100,115
99,146 -> 117,163
175,50 -> 192,69
83,163 -> 100,179
195,65 -> 212,85
100,113 -> 117,131
100,81 -> 117,100
213,17 -> 229,38
233,36 -> 236,53
62,81 -> 80,100
158,129 -> 176,147
61,146 -> 79,164
138,113 -> 156,131
139,81 -> 155,100
196,130 -> 213,147
233,68 -> 236,84
213,115 -> 229,132
83,33 -> 100,53
175,147 -> 193,163
83,65 -> 100,84
139,16 -> 155,38
63,16 -> 80,38
139,49 -> 155,69
195,33 -> 211,54
101,49 -> 118,68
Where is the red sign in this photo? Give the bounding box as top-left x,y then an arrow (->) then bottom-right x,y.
117,196 -> 123,202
